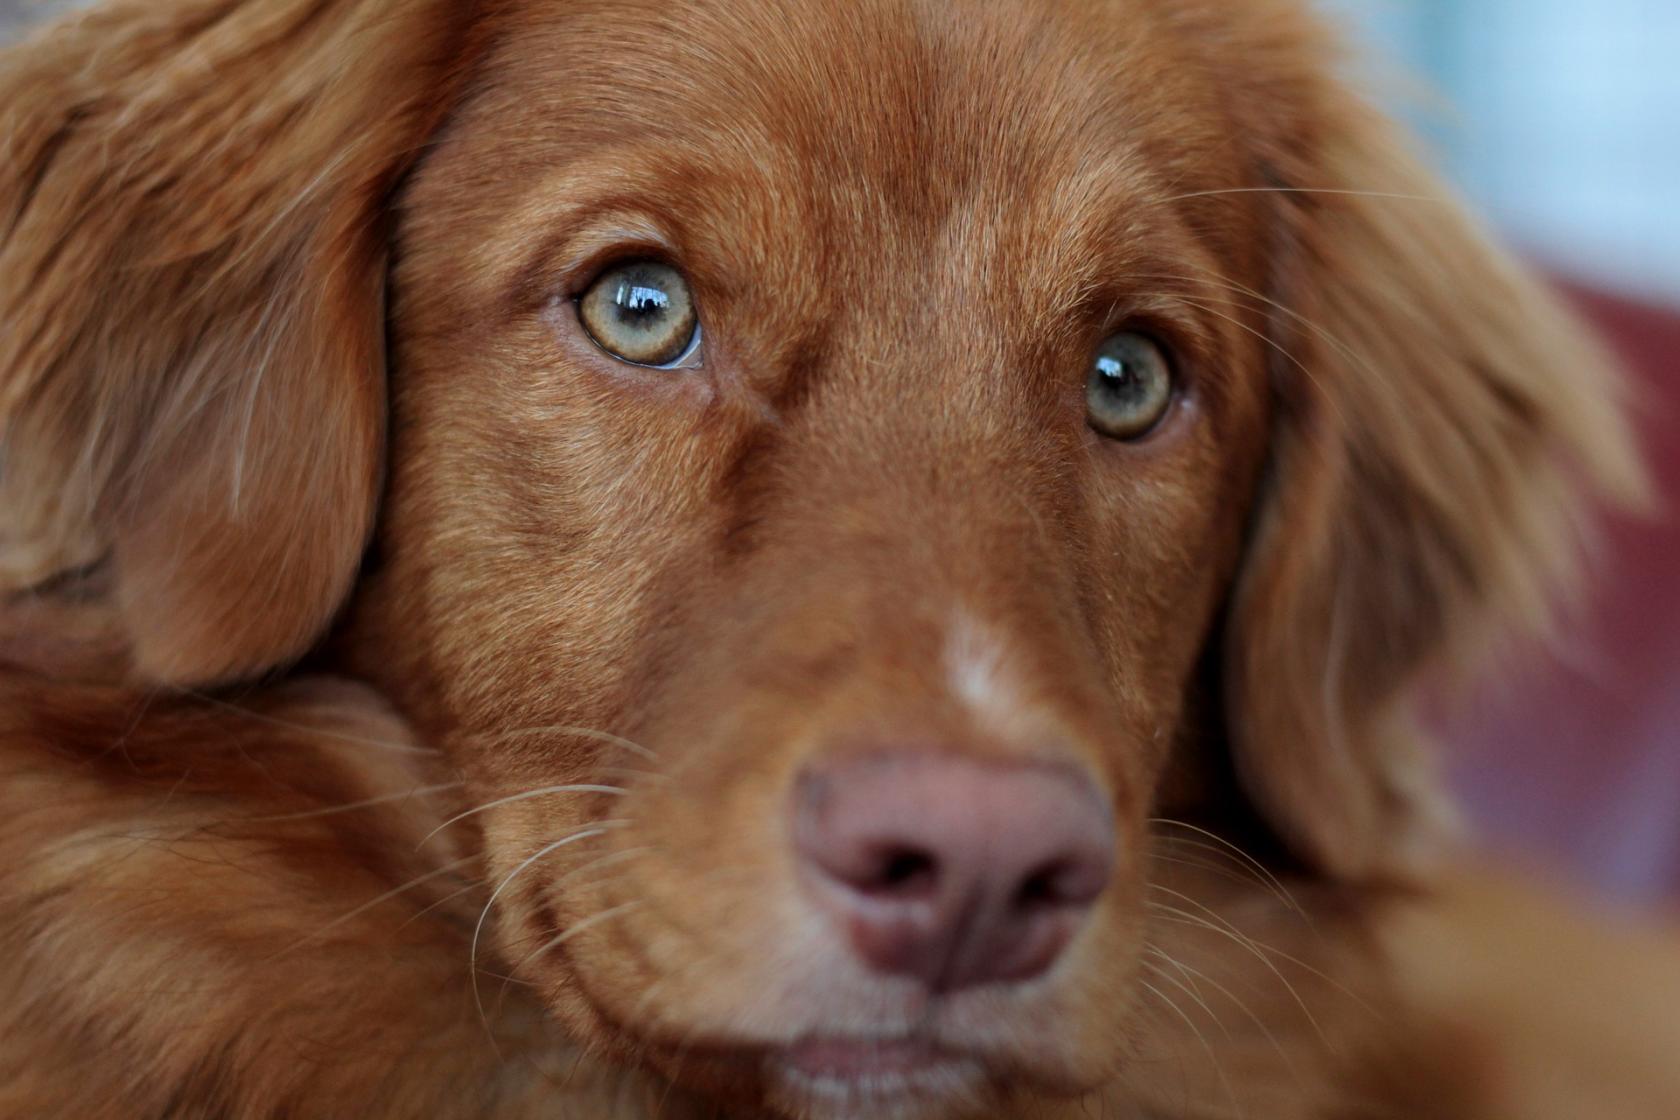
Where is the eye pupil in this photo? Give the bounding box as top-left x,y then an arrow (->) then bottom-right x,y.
578,260 -> 700,367
1095,354 -> 1139,395
615,282 -> 670,320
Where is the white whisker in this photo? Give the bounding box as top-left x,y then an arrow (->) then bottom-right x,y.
1146,943 -> 1305,1090
1146,887 -> 1325,1041
466,724 -> 658,761
1148,817 -> 1306,920
507,899 -> 644,982
163,686 -> 439,755
1141,954 -> 1227,1039
1137,977 -> 1243,1118
393,879 -> 483,934
555,845 -> 653,886
469,824 -> 622,1037
1161,186 -> 1442,205
419,784 -> 628,847
272,856 -> 476,957
248,782 -> 462,823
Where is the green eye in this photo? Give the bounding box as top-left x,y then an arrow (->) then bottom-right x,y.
577,260 -> 701,367
1086,332 -> 1175,440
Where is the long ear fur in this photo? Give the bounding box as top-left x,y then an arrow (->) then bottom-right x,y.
1221,23 -> 1648,878
0,0 -> 477,684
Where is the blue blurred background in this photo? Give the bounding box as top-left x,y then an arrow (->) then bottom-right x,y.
1325,0 -> 1680,304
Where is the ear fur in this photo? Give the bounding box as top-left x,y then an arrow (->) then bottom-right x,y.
0,0 -> 478,684
1222,51 -> 1647,878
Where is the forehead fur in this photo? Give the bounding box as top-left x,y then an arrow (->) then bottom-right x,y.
503,1 -> 1228,162
405,0 -> 1276,414
446,0 -> 1261,241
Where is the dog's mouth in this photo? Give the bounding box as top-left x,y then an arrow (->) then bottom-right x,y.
517,745 -> 1140,1113
552,915 -> 1121,1113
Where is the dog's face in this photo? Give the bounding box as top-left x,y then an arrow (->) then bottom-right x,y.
0,0 -> 1642,1116
367,0 -> 1270,1106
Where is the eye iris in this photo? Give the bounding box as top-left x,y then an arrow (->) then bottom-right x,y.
579,261 -> 699,367
1087,333 -> 1173,439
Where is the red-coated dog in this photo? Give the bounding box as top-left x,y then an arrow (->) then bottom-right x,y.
2,1 -> 1674,1117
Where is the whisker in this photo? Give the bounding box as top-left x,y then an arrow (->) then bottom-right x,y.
1147,884 -> 1379,1019
270,856 -> 476,958
470,823 -> 623,1039
1128,265 -> 1395,405
1145,889 -> 1325,1041
476,968 -> 536,989
1148,818 -> 1306,920
1145,943 -> 1303,1088
419,784 -> 628,847
1140,955 -> 1228,1040
393,879 -> 483,934
595,765 -> 670,784
247,781 -> 463,823
1168,293 -> 1348,429
555,846 -> 654,887
464,724 -> 659,762
1148,851 -> 1320,947
164,685 -> 439,755
507,899 -> 645,981
1136,977 -> 1243,1118
1150,849 -> 1262,892
1160,186 -> 1443,206
494,847 -> 656,957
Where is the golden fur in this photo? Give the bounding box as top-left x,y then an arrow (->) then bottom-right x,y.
0,0 -> 1671,1117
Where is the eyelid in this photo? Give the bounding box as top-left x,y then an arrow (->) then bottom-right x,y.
558,231 -> 682,298
509,208 -> 683,313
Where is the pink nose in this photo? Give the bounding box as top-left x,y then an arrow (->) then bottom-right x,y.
794,752 -> 1115,993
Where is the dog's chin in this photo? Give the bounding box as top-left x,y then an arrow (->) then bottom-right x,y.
604,1023 -> 1100,1120
541,900 -> 1131,1116
760,1037 -> 993,1120
626,1034 -> 1001,1120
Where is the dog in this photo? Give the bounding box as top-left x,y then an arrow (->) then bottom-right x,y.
1,0 -> 1674,1117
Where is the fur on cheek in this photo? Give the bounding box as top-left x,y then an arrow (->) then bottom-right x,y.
0,678 -> 706,1119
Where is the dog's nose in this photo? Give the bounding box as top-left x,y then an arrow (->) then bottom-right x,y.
794,752 -> 1115,993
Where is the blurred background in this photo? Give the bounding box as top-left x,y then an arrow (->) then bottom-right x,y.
1321,1 -> 1680,907
1326,0 -> 1680,302
4,0 -> 1677,902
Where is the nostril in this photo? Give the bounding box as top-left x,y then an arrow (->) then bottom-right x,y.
1013,862 -> 1064,911
870,845 -> 939,897
1013,855 -> 1109,912
819,840 -> 943,899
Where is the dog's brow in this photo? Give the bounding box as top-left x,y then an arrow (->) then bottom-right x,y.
504,203 -> 682,314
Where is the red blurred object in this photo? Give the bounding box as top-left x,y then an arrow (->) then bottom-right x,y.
1447,280 -> 1680,904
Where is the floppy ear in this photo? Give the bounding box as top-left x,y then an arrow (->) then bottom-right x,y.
0,0 -> 479,684
1223,89 -> 1647,878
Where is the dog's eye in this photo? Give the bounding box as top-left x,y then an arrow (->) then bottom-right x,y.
577,260 -> 701,368
1086,332 -> 1175,440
